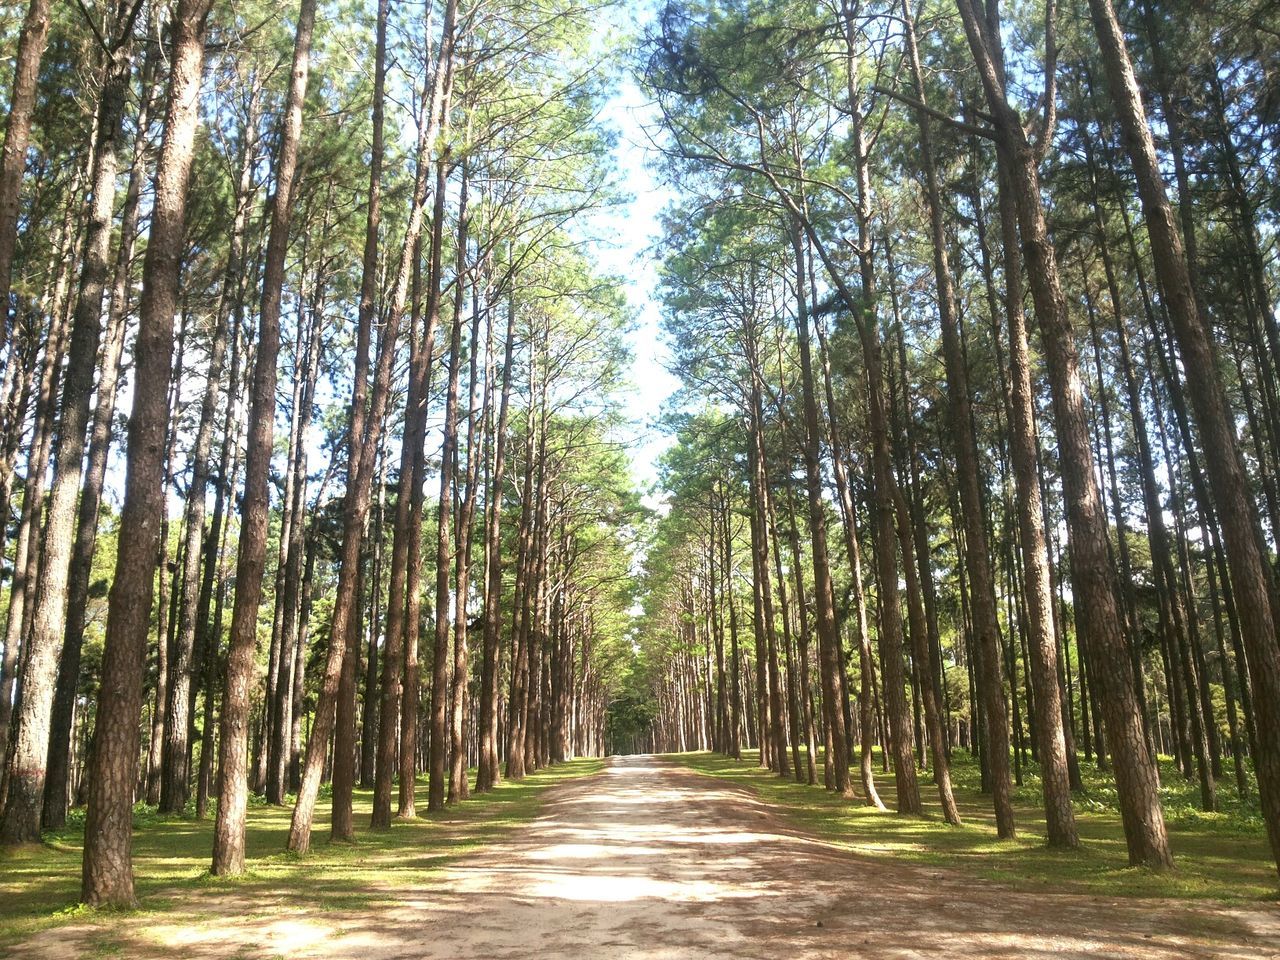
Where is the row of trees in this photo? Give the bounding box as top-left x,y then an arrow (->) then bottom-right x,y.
0,0 -> 639,909
630,0 -> 1280,878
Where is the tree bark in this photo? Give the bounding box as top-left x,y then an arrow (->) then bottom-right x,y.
43,45 -> 157,831
81,0 -> 216,907
1,8 -> 138,844
0,0 -> 52,365
160,104 -> 256,816
1086,0 -> 1280,874
476,291 -> 518,792
897,1 -> 1008,835
213,0 -> 317,876
785,223 -> 848,795
448,170 -> 479,804
973,140 -> 1078,844
291,0 -> 458,850
331,554 -> 363,840
428,181 -> 461,811
956,0 -> 1170,867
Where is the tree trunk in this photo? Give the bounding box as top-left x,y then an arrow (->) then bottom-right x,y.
448,169 -> 478,804
292,0 -> 458,850
971,143 -> 1078,843
897,0 -> 1009,835
213,0 -> 317,876
43,47 -> 157,831
81,0 -> 216,907
0,0 -> 52,365
785,224 -> 848,795
476,291 -> 518,792
160,100 -> 255,815
331,555 -> 363,840
195,297 -> 248,819
1086,0 -> 1280,875
1,12 -> 137,844
956,0 -> 1170,867
504,408 -> 537,781
428,183 -> 461,811
0,196 -> 78,786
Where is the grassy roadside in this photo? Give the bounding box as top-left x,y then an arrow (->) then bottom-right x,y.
667,749 -> 1277,902
0,757 -> 605,948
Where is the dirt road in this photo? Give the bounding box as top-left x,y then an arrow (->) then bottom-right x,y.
11,756 -> 1279,958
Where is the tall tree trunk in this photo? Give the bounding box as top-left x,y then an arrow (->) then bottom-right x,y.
360,486 -> 382,791
371,243 -> 418,825
293,0 -> 458,850
763,451 -> 806,783
213,0 -> 317,876
331,553 -> 363,840
397,247 -> 429,817
265,243 -> 325,804
972,139 -> 1078,842
898,0 -> 1011,834
774,449 -> 821,787
785,224 -> 848,795
814,318 -> 884,806
521,405 -> 551,774
1086,0 -> 1280,875
448,170 -> 478,804
160,103 -> 255,815
0,194 -> 78,784
428,180 -> 462,811
476,291 -> 518,792
957,0 -> 1170,867
1082,150 -> 1217,810
722,502 -> 743,761
147,320 -> 189,807
1,8 -> 139,844
357,0 -> 396,828
744,335 -> 790,779
81,0 -> 216,907
195,296 -> 248,819
0,0 -> 52,366
504,401 -> 537,781
402,26 -> 461,817
43,47 -> 158,831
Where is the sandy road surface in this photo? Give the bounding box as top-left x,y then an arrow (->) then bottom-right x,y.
10,755 -> 1279,959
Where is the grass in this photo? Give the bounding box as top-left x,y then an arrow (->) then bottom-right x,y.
0,757 -> 605,948
667,748 -> 1278,902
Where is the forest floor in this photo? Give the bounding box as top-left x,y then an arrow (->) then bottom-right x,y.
673,748 -> 1279,901
0,758 -> 604,956
5,754 -> 1278,959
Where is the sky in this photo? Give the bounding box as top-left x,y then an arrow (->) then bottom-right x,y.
594,4 -> 683,503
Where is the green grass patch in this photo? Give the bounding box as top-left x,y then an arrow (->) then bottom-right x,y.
667,748 -> 1277,901
0,758 -> 604,947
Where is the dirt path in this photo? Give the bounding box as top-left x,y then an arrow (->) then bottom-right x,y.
10,756 -> 1280,958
